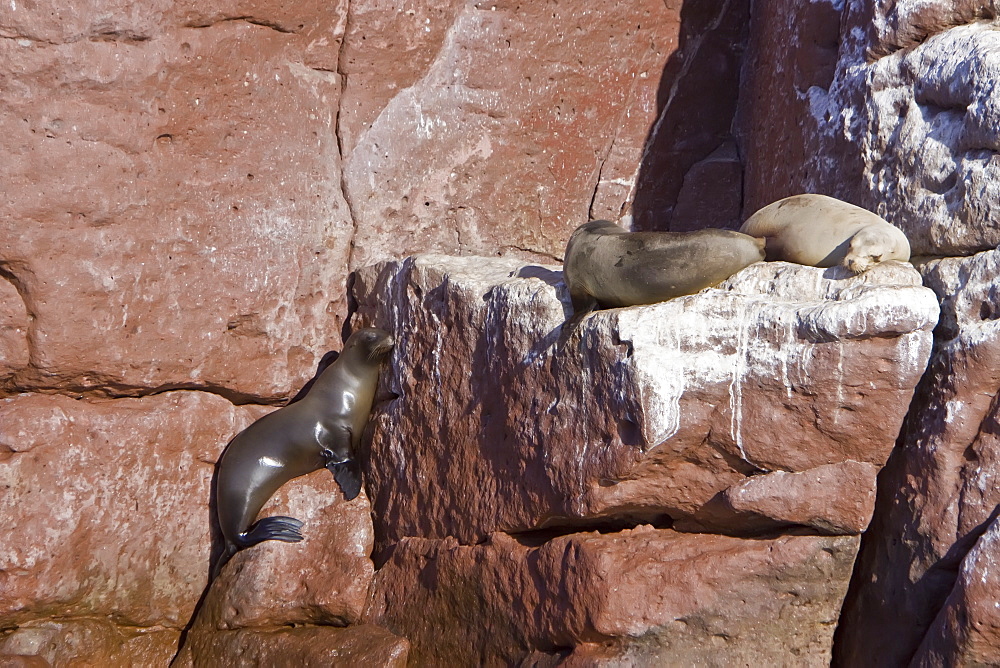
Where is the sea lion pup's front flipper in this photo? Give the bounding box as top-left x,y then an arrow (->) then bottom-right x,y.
331,460 -> 363,500
320,425 -> 362,500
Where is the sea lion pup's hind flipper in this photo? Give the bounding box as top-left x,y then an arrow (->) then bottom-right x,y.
242,515 -> 305,545
210,516 -> 304,580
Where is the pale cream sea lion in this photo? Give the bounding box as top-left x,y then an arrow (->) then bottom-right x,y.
739,194 -> 910,273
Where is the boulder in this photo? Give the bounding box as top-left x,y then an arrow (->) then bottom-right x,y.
350,254 -> 937,549
368,527 -> 859,665
175,625 -> 409,667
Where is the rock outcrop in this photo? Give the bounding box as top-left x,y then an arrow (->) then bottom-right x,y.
350,253 -> 937,663
371,529 -> 859,666
738,0 -> 1000,255
836,248 -> 1000,666
736,0 -> 1000,663
2,0 -> 752,660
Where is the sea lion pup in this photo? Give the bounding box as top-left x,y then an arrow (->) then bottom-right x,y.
563,220 -> 766,314
213,327 -> 394,573
739,193 -> 911,273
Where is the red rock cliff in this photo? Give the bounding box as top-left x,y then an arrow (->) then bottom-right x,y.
1,0 -> 999,665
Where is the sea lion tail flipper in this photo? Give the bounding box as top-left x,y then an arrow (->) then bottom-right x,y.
331,460 -> 363,501
240,515 -> 305,547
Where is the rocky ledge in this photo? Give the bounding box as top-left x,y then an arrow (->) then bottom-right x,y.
348,253 -> 939,664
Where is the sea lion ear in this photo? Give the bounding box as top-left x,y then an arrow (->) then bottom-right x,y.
332,460 -> 363,500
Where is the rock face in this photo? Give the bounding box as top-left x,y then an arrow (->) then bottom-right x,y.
0,3 -> 353,402
0,392 -> 251,630
0,619 -> 178,668
5,0 -> 1000,663
910,515 -> 1000,667
737,0 -> 1000,664
0,391 -> 380,664
350,253 -> 937,663
1,0 -> 758,661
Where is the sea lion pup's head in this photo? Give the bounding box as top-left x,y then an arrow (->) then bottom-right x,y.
844,226 -> 895,274
344,327 -> 395,362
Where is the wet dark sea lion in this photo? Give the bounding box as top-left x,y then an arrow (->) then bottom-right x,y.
563,220 -> 766,314
739,194 -> 911,273
213,327 -> 394,573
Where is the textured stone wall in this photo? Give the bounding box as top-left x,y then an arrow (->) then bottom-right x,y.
352,255 -> 935,664
737,0 -> 1000,256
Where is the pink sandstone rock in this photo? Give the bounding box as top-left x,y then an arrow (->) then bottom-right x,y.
0,6 -> 352,401
350,254 -> 937,549
694,460 -> 880,535
0,277 -> 29,388
0,657 -> 49,668
631,0 -> 750,232
0,390 -> 377,659
175,625 -> 409,668
0,391 -> 251,629
342,0 -> 689,268
9,0 -> 1000,662
367,527 -> 859,665
670,140 -> 744,232
836,248 -> 1000,666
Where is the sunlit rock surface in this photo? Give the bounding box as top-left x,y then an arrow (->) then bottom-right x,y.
0,392 -> 252,630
